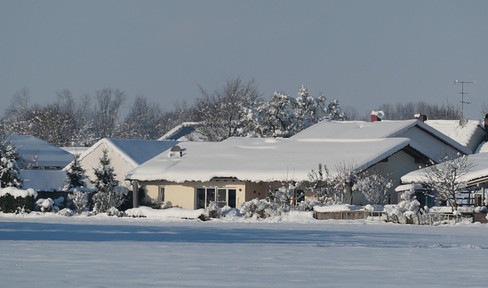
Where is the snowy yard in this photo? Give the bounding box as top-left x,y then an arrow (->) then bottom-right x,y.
1,212 -> 487,288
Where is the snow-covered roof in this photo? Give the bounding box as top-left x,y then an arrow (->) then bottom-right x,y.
425,119 -> 483,149
61,146 -> 90,155
158,122 -> 201,141
20,170 -> 67,191
401,152 -> 488,185
293,119 -> 420,139
127,137 -> 415,183
292,119 -> 471,156
6,135 -> 73,169
78,138 -> 179,168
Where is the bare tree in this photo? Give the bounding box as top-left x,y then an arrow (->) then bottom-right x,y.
93,88 -> 126,139
1,88 -> 31,135
119,95 -> 163,139
194,78 -> 262,141
333,162 -> 359,205
422,154 -> 474,211
354,170 -> 393,205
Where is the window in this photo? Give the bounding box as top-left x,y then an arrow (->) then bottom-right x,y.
158,187 -> 165,203
195,188 -> 237,209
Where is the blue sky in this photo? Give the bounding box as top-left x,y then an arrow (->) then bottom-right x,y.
1,0 -> 487,119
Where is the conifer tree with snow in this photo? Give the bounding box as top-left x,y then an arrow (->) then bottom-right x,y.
66,154 -> 90,214
92,149 -> 125,213
0,140 -> 22,188
66,154 -> 87,190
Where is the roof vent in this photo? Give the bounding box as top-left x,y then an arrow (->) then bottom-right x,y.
459,118 -> 468,127
169,145 -> 182,157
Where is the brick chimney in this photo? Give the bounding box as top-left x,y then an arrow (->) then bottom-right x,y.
370,110 -> 384,122
414,114 -> 427,122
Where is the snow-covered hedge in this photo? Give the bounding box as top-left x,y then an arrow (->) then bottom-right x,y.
0,187 -> 37,213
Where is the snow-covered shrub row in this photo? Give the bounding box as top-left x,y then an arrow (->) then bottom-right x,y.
0,187 -> 37,213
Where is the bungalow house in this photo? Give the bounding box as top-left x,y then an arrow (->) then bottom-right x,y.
5,135 -> 73,191
73,138 -> 178,189
126,135 -> 443,209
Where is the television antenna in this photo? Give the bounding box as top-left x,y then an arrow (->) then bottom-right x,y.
454,80 -> 475,118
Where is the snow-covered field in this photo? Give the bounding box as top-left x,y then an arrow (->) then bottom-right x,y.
1,211 -> 487,288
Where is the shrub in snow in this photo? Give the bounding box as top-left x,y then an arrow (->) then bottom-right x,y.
239,198 -> 280,219
296,200 -> 320,212
204,201 -> 222,219
333,162 -> 359,205
58,208 -> 74,217
106,207 -> 125,217
384,188 -> 420,224
306,164 -> 340,205
36,198 -> 56,213
53,196 -> 65,209
0,187 -> 36,213
69,188 -> 90,214
354,171 -> 393,205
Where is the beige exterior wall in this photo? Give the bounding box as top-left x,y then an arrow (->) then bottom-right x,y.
141,179 -> 263,210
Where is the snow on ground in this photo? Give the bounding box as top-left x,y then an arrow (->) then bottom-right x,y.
1,210 -> 488,288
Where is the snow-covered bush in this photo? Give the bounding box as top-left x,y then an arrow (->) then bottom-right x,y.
239,198 -> 280,219
0,187 -> 37,213
306,164 -> 340,205
384,188 -> 420,224
58,208 -> 74,217
36,198 -> 56,213
296,200 -> 320,212
69,188 -> 90,214
354,171 -> 393,205
205,201 -> 222,219
106,207 -> 125,217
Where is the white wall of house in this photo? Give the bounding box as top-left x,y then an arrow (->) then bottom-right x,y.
80,143 -> 135,189
400,127 -> 465,161
353,149 -> 427,205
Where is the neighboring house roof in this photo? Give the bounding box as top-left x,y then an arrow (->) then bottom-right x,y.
158,122 -> 202,141
127,137 -> 422,183
401,152 -> 488,186
425,119 -> 485,153
77,138 -> 179,168
6,135 -> 73,169
20,170 -> 67,191
292,119 -> 472,157
61,146 -> 90,155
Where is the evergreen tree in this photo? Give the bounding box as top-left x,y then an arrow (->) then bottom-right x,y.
66,154 -> 87,189
92,149 -> 124,213
0,141 -> 22,188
